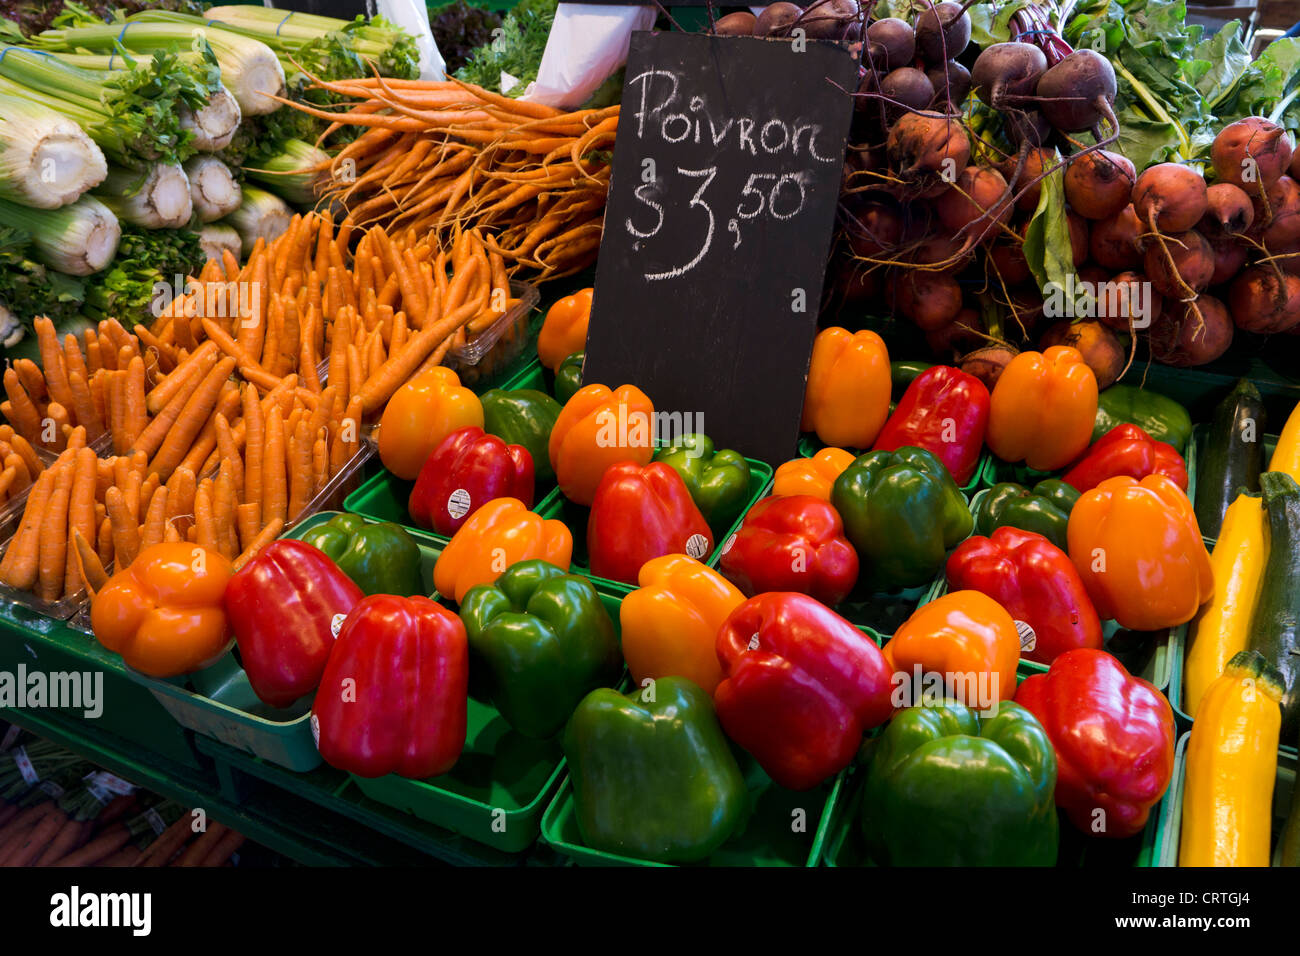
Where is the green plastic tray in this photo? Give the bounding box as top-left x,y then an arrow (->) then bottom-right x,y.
798,433 -> 989,497
537,456 -> 774,595
1155,732 -> 1298,866
348,590 -> 623,854
119,511 -> 443,773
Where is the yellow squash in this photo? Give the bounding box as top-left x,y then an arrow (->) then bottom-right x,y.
1274,398 -> 1300,481
1184,492 -> 1267,717
1179,650 -> 1282,867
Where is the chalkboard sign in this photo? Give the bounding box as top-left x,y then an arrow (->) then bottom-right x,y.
582,31 -> 856,465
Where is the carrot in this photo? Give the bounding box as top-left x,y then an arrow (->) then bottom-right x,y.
0,468 -> 53,588
242,387 -> 264,524
178,385 -> 241,478
6,805 -> 66,867
51,823 -> 130,867
96,516 -> 113,570
138,815 -> 194,867
137,472 -> 160,525
133,361 -> 206,461
288,417 -> 312,520
5,432 -> 41,486
261,407 -> 287,528
355,306 -> 473,414
148,356 -> 237,480
139,486 -> 169,551
260,295 -> 282,374
0,802 -> 53,846
70,527 -> 108,598
233,519 -> 283,572
0,805 -> 18,829
64,448 -> 97,596
35,318 -> 75,412
213,413 -> 243,499
201,829 -> 246,867
165,467 -> 197,537
193,480 -> 217,551
214,466 -> 238,560
2,368 -> 41,442
147,342 -> 217,415
35,814 -> 84,866
175,822 -> 229,867
13,358 -> 46,405
37,459 -> 74,600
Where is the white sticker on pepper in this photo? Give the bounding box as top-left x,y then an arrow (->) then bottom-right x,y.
1014,620 -> 1037,653
448,488 -> 472,519
685,534 -> 710,559
330,613 -> 348,639
310,713 -> 321,747
721,533 -> 737,555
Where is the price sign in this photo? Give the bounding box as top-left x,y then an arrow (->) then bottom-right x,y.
583,31 -> 856,464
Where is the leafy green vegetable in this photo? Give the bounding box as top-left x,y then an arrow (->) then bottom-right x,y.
82,225 -> 204,328
457,0 -> 558,97
0,225 -> 85,336
430,1 -> 503,76
1022,152 -> 1074,297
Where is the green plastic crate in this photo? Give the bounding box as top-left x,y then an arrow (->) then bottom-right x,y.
1155,732 -> 1298,866
798,433 -> 989,497
118,511 -> 444,773
349,589 -> 622,854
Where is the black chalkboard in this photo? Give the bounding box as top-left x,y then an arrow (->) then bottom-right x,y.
582,31 -> 856,465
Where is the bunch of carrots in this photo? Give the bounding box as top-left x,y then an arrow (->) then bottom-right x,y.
0,425 -> 46,513
284,76 -> 616,281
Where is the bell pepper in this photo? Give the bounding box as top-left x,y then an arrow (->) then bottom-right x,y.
563,676 -> 747,863
988,346 -> 1098,471
313,594 -> 468,779
587,461 -> 713,585
619,554 -> 744,695
1094,383 -> 1192,452
772,447 -> 855,501
714,592 -> 894,790
408,426 -> 534,536
972,479 -> 1079,552
554,351 -> 584,405
946,527 -> 1104,666
890,359 -> 933,400
861,700 -> 1059,866
717,495 -> 859,605
800,327 -> 891,449
480,386 -> 562,484
434,497 -> 572,602
223,540 -> 364,708
378,367 -> 483,481
549,382 -> 655,506
460,559 -> 620,738
885,589 -> 1021,704
1015,647 -> 1176,838
537,287 -> 593,371
91,542 -> 233,679
872,365 -> 989,486
831,446 -> 973,592
1067,475 -> 1214,630
1062,423 -> 1187,492
652,433 -> 751,531
298,514 -> 423,597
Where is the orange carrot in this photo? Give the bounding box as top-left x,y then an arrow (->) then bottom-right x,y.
165,467 -> 197,539
37,458 -> 74,600
233,519 -> 283,571
0,467 -> 53,588
288,416 -> 312,520
96,515 -> 113,570
70,528 -> 108,598
261,407 -> 287,528
242,387 -> 264,523
148,356 -> 237,480
106,486 -> 140,569
139,486 -> 169,551
194,480 -> 216,551
2,368 -> 41,441
63,447 -> 97,596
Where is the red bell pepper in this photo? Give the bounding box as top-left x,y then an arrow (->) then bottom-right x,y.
587,461 -> 713,584
1061,424 -> 1188,493
312,594 -> 468,779
945,527 -> 1103,666
714,592 -> 894,790
408,426 -> 534,536
224,540 -> 364,709
873,366 -> 989,486
1015,648 -> 1176,838
718,495 -> 858,605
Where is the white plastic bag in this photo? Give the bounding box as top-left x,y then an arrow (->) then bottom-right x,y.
375,0 -> 446,80
523,3 -> 655,109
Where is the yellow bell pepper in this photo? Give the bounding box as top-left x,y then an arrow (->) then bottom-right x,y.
548,383 -> 655,506
884,590 -> 1020,704
800,328 -> 891,449
537,288 -> 593,371
987,346 -> 1098,471
619,554 -> 744,695
772,447 -> 856,501
377,367 -> 483,481
1184,492 -> 1267,717
1179,650 -> 1282,867
433,497 -> 572,602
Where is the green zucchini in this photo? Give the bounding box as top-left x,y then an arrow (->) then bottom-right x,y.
1248,471 -> 1300,742
1194,379 -> 1266,539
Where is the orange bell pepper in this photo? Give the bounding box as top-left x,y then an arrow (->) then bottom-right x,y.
433,497 -> 573,602
90,542 -> 233,678
378,367 -> 483,481
773,447 -> 856,500
884,590 -> 1021,705
619,554 -> 745,694
538,288 -> 593,371
1067,474 -> 1214,630
987,346 -> 1098,471
548,382 -> 655,506
800,328 -> 891,449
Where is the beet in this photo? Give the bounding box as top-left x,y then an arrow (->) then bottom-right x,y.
886,111 -> 970,176
989,240 -> 1031,284
754,2 -> 803,36
1035,50 -> 1118,133
961,345 -> 1018,389
1132,163 -> 1208,233
1039,320 -> 1125,388
1228,266 -> 1300,333
1212,117 -> 1293,197
935,166 -> 1013,233
1143,229 -> 1215,298
880,67 -> 936,116
893,270 -> 964,330
1261,176 -> 1300,248
915,1 -> 971,65
972,42 -> 1047,109
908,234 -> 975,273
1005,110 -> 1052,148
925,307 -> 986,356
1150,296 -> 1234,367
865,17 -> 915,72
844,198 -> 904,258
1064,150 -> 1135,220
1089,204 -> 1144,271
999,147 -> 1054,211
927,60 -> 971,110
714,11 -> 757,34
1067,211 -> 1089,265
1207,234 -> 1247,287
798,0 -> 858,39
1097,270 -> 1163,332
1200,182 -> 1254,236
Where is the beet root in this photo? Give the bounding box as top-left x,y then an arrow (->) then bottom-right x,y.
754,2 -> 803,36
1201,182 -> 1254,236
999,147 -> 1055,211
892,270 -> 964,330
1228,266 -> 1300,333
1212,117 -> 1293,197
915,1 -> 972,65
1132,163 -> 1209,233
936,166 -> 1013,234
714,11 -> 757,34
927,60 -> 971,110
1150,296 -> 1234,367
1089,204 -> 1145,271
1143,229 -> 1215,298
1039,320 -> 1125,388
886,111 -> 970,177
880,68 -> 936,116
865,18 -> 915,72
1096,270 -> 1163,332
972,42 -> 1048,108
1064,150 -> 1135,220
1035,50 -> 1118,133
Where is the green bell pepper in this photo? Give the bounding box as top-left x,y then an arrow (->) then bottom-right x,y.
862,700 -> 1059,866
460,559 -> 621,738
480,387 -> 562,483
973,479 -> 1080,551
1094,384 -> 1192,452
652,433 -> 751,531
298,514 -> 423,597
563,676 -> 747,863
554,351 -> 584,405
831,446 -> 973,591
890,359 -> 932,402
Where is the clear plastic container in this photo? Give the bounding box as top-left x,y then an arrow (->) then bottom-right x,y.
443,280 -> 541,388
